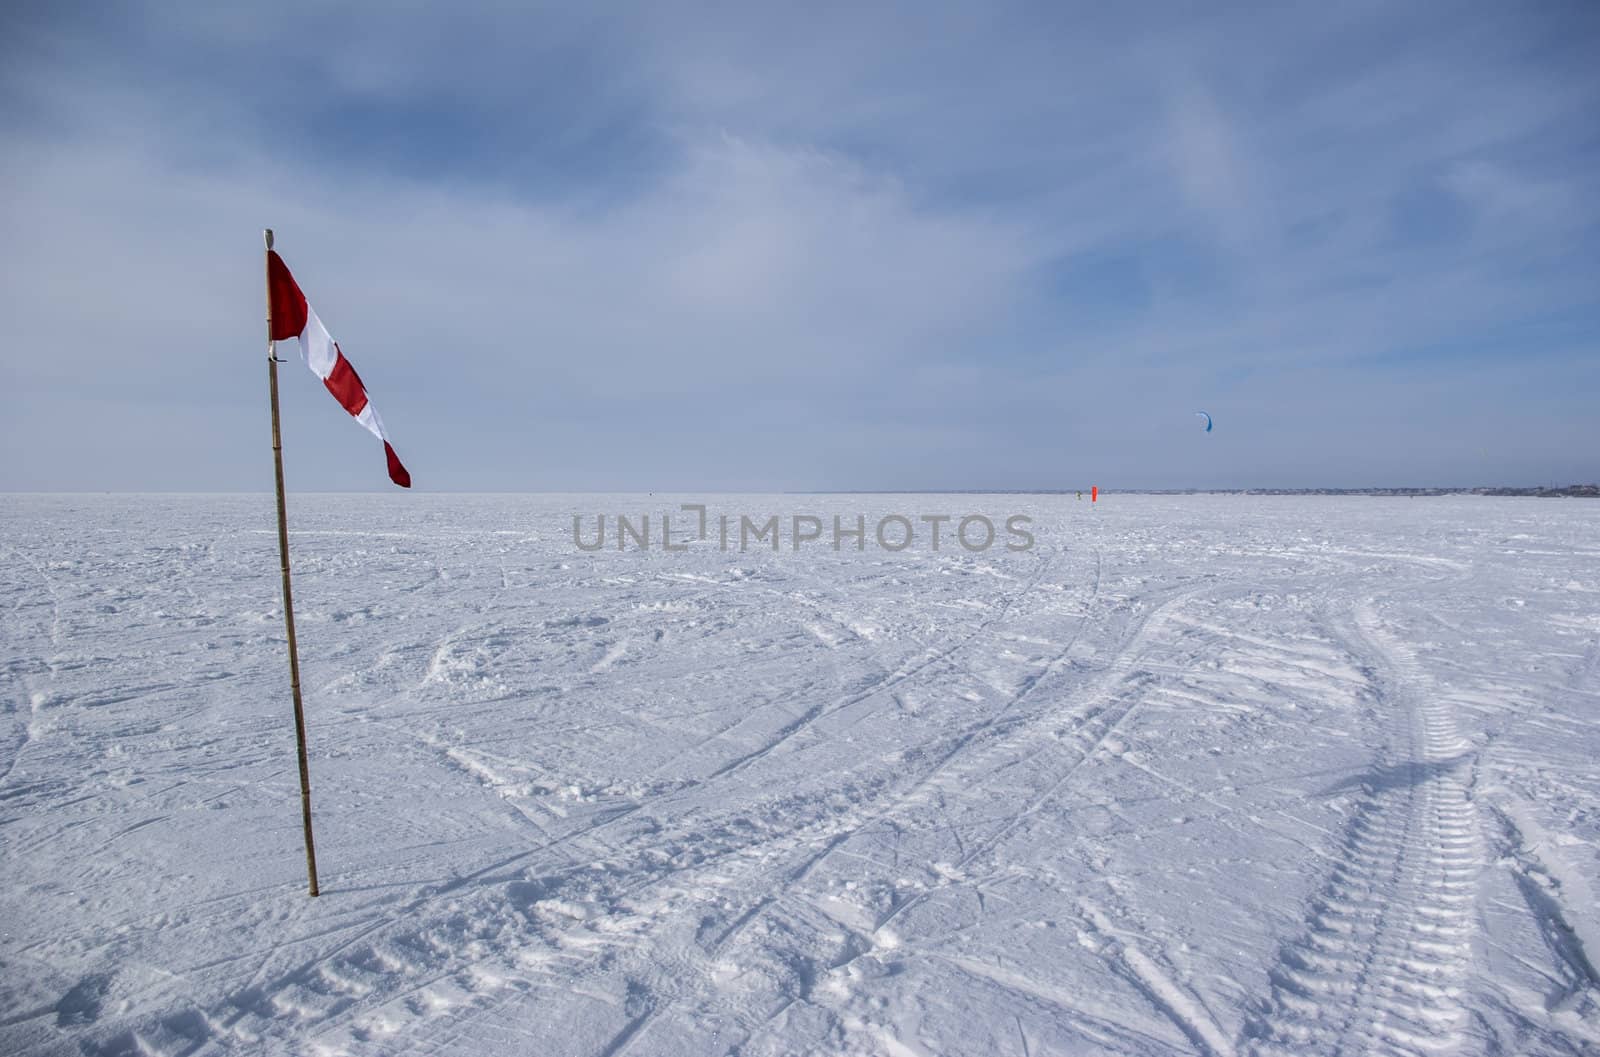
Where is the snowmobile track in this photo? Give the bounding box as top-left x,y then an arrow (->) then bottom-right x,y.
1244,601 -> 1479,1057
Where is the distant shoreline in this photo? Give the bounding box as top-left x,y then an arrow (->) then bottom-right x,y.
799,485 -> 1600,498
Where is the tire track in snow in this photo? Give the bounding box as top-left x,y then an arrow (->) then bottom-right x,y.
1244,601 -> 1479,1057
834,579 -> 1257,1057
866,573 -> 1232,938
482,551 -> 1110,1056
91,555 -> 1210,1054
608,570 -> 1275,1057
327,549 -> 1071,953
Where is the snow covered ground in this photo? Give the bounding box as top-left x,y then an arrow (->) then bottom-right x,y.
2,493 -> 1598,1057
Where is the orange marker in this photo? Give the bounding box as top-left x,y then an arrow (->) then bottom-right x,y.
1091,485 -> 1098,503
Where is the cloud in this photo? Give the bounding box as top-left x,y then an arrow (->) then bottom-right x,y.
2,1 -> 1597,490
0,92 -> 1037,489
1166,85 -> 1268,253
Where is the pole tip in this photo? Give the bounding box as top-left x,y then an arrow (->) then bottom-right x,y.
264,229 -> 274,250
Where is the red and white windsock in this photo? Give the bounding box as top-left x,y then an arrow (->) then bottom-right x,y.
267,251 -> 411,487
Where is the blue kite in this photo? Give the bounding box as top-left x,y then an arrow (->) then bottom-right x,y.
1196,410 -> 1213,433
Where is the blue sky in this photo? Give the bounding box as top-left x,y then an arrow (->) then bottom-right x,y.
2,1 -> 1596,490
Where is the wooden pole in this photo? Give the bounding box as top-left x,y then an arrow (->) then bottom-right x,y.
265,228 -> 321,897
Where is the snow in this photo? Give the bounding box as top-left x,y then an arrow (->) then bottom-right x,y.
2,493 -> 1598,1056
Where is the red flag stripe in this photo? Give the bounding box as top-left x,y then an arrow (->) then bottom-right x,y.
385,443 -> 411,488
322,348 -> 370,418
266,250 -> 308,340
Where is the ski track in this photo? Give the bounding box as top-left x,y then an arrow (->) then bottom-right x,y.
600,576 -> 1292,1057
699,544 -> 1062,783
2,495 -> 1598,1057
343,549 -> 1106,1057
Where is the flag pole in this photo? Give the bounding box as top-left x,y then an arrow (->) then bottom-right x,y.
265,228 -> 321,897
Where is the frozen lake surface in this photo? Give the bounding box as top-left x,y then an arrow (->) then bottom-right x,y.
2,494 -> 1598,1056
